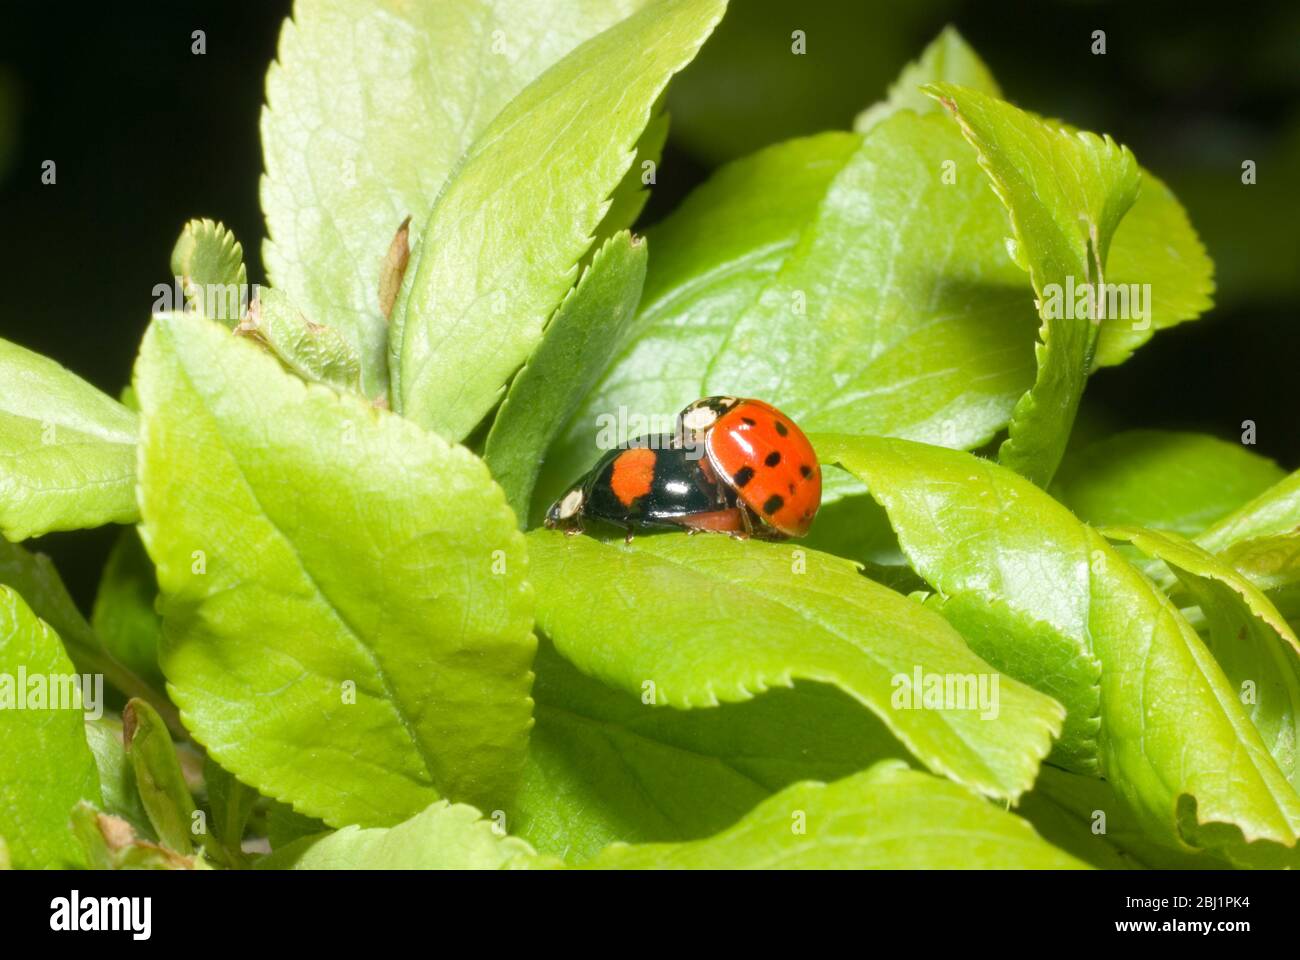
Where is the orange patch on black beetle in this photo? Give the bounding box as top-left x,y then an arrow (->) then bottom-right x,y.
610,447 -> 657,507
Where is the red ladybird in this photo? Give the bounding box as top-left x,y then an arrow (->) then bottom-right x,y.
677,396 -> 822,538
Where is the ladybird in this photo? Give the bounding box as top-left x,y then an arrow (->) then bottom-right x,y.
677,396 -> 822,538
545,436 -> 748,540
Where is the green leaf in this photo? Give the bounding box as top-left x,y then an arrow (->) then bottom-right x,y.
585,761 -> 1087,869
204,757 -> 256,868
854,26 -> 1001,134
1018,766 -> 1229,870
1198,467 -> 1300,623
591,109 -> 670,252
91,529 -> 165,691
1053,430 -> 1285,536
262,0 -> 655,400
514,640 -> 907,861
265,800 -> 326,851
1197,468 -> 1300,553
816,433 -> 1300,863
1103,525 -> 1300,791
258,800 -> 547,870
261,762 -> 1083,870
926,82 -> 1141,487
241,287 -> 364,395
0,585 -> 100,868
534,130 -> 862,507
123,697 -> 198,854
538,116 -> 1040,506
1221,534 -> 1300,593
1094,170 -> 1215,367
0,336 -> 138,540
1,538 -> 180,736
1219,534 -> 1300,620
84,715 -> 152,836
527,530 -> 1064,802
169,218 -> 248,328
391,0 -> 727,439
134,314 -> 534,827
0,538 -> 99,653
485,232 -> 648,524
541,35 -> 1212,503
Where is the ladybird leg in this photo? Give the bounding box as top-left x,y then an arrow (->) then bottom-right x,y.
729,505 -> 754,541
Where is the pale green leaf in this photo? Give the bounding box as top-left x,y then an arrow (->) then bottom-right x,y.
0,337 -> 138,540
169,218 -> 248,328
0,585 -> 100,868
485,231 -> 648,524
926,82 -> 1141,487
854,26 -> 1001,134
262,0 -> 655,399
585,761 -> 1087,869
816,433 -> 1300,864
259,800 -> 547,870
527,530 -> 1064,802
135,314 -> 534,827
392,0 -> 727,439
1053,430 -> 1285,536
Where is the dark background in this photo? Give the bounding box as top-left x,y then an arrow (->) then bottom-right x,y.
1,0 -> 1297,604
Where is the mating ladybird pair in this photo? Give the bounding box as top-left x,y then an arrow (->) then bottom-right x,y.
545,397 -> 821,540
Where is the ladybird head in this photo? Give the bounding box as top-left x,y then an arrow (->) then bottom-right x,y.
677,396 -> 739,445
544,484 -> 587,531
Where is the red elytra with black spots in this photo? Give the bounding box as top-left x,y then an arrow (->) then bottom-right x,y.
680,397 -> 822,537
